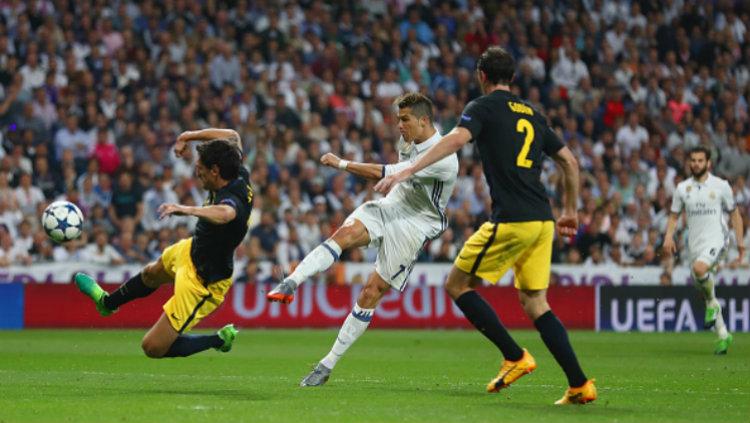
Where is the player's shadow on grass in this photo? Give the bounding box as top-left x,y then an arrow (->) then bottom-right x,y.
377,386 -> 489,398
487,400 -> 632,414
112,387 -> 270,401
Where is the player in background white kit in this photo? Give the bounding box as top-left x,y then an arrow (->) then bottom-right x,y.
663,146 -> 742,354
267,93 -> 459,385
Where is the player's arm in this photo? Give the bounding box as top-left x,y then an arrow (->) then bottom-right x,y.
175,128 -> 242,157
663,186 -> 685,257
157,203 -> 237,225
374,127 -> 471,192
722,183 -> 745,264
730,208 -> 745,264
552,146 -> 579,237
320,153 -> 383,180
662,212 -> 680,257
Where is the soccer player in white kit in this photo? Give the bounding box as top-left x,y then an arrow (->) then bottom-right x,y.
663,146 -> 742,354
267,92 -> 458,385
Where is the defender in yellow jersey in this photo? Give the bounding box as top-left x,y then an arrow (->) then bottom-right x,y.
376,47 -> 596,404
75,128 -> 253,359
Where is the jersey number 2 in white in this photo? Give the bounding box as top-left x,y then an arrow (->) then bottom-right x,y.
516,118 -> 534,168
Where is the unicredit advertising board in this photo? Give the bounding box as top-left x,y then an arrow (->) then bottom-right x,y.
17,282 -> 593,330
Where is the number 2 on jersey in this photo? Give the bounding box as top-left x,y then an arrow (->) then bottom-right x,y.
516,118 -> 535,168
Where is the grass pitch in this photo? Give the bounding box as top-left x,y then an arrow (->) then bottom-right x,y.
0,329 -> 747,423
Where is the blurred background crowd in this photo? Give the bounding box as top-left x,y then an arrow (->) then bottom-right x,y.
1,0 -> 750,282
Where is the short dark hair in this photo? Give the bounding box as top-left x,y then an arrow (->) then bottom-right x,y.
394,92 -> 434,121
477,46 -> 515,85
196,139 -> 241,180
689,145 -> 711,161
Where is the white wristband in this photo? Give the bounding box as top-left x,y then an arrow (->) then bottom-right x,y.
338,160 -> 349,170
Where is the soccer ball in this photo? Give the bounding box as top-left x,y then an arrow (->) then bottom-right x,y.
42,201 -> 84,243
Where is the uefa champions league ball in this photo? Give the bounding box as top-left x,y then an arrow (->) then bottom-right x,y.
42,201 -> 84,243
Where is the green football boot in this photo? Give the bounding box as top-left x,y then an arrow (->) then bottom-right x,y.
74,272 -> 114,317
715,333 -> 733,355
215,324 -> 239,352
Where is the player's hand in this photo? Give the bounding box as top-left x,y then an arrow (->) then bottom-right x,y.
158,203 -> 189,219
320,153 -> 341,168
374,167 -> 412,194
556,212 -> 578,237
174,140 -> 188,158
175,131 -> 194,158
662,238 -> 676,257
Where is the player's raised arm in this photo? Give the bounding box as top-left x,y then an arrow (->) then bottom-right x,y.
374,126 -> 471,192
320,153 -> 384,180
175,128 -> 242,157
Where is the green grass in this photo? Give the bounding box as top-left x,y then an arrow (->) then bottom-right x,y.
0,329 -> 748,423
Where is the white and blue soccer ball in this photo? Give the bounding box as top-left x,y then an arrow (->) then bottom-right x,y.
42,201 -> 84,243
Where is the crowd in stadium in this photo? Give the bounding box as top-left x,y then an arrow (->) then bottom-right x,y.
1,0 -> 750,280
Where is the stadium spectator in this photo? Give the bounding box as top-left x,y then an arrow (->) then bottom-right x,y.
0,0 -> 748,275
109,172 -> 143,231
81,230 -> 124,265
14,172 -> 45,216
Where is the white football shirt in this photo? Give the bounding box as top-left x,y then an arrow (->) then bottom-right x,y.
382,130 -> 459,237
671,173 -> 735,252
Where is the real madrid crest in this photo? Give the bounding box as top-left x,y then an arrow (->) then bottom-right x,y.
710,191 -> 716,199
686,186 -> 692,192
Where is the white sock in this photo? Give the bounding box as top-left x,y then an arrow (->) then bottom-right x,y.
320,303 -> 374,369
287,239 -> 342,287
714,304 -> 729,339
700,274 -> 730,339
697,273 -> 715,301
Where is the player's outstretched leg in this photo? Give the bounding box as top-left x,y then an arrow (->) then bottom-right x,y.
300,303 -> 374,387
142,314 -> 238,358
76,259 -> 167,316
267,239 -> 343,303
301,273 -> 387,387
74,272 -> 114,317
162,325 -> 238,357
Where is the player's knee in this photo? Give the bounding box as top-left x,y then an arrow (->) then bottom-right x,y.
141,337 -> 167,358
332,228 -> 355,247
141,263 -> 158,285
332,220 -> 367,248
444,279 -> 463,299
142,261 -> 167,288
359,279 -> 388,307
522,300 -> 549,320
519,290 -> 550,320
445,269 -> 472,299
692,263 -> 708,279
